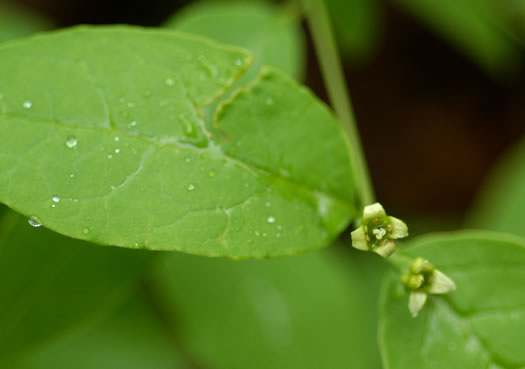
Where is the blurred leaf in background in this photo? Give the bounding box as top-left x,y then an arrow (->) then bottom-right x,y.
392,0 -> 521,78
325,0 -> 382,65
12,289 -> 185,369
150,244 -> 385,369
468,139 -> 525,238
0,3 -> 54,44
0,210 -> 155,366
165,1 -> 305,82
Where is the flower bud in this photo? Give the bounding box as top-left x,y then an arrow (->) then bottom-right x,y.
401,257 -> 456,317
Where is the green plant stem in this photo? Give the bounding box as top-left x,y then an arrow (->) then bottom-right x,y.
301,0 -> 375,207
388,251 -> 413,272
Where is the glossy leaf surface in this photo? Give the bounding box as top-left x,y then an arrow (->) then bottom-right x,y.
0,26 -> 357,257
380,231 -> 525,369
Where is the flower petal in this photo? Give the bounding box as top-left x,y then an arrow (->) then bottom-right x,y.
372,239 -> 396,258
409,291 -> 428,318
351,227 -> 369,251
363,203 -> 386,221
428,270 -> 456,294
389,216 -> 408,239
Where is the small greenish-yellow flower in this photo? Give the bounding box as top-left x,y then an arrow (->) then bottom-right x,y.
351,203 -> 408,257
402,257 -> 456,317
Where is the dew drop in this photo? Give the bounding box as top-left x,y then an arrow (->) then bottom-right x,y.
265,201 -> 271,207
69,173 -> 75,178
276,233 -> 281,238
23,100 -> 32,109
255,230 -> 260,237
267,216 -> 276,224
52,195 -> 60,203
185,157 -> 191,163
127,102 -> 135,108
108,154 -> 113,159
128,121 -> 137,128
115,148 -> 120,154
119,97 -> 126,103
234,59 -> 243,66
28,216 -> 42,228
66,135 -> 78,148
82,228 -> 90,235
165,78 -> 175,86
187,184 -> 195,191
262,232 -> 267,237
208,170 -> 216,177
114,136 -> 120,142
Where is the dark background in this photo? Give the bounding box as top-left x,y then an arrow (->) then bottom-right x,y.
3,0 -> 524,228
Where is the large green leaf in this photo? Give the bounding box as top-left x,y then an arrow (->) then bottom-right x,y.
12,289 -> 185,369
393,0 -> 519,77
150,245 -> 384,369
0,4 -> 54,44
0,209 -> 154,364
165,1 -> 305,81
379,231 -> 525,369
0,26 -> 357,257
469,139 -> 525,238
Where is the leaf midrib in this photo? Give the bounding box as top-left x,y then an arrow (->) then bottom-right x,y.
1,111 -> 353,209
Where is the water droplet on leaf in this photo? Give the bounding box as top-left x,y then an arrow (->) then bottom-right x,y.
28,216 -> 42,228
267,216 -> 276,224
66,136 -> 78,148
23,101 -> 32,109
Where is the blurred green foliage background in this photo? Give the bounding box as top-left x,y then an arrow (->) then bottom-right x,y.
1,0 -> 525,368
